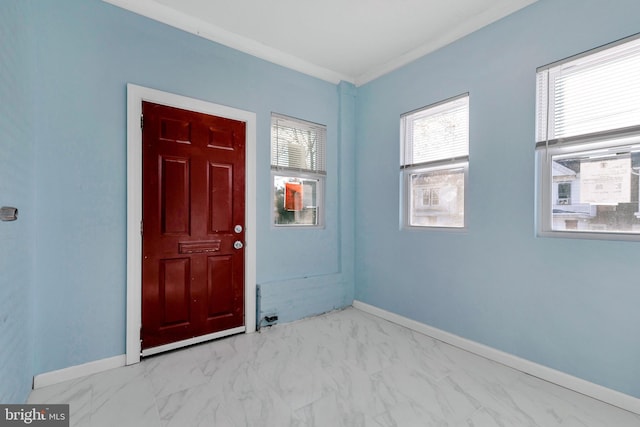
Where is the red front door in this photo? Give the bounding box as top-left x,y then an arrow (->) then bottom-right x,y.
141,101 -> 246,351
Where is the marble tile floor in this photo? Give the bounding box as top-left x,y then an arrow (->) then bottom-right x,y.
28,308 -> 640,426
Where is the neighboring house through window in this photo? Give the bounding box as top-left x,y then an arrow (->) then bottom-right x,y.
557,182 -> 572,205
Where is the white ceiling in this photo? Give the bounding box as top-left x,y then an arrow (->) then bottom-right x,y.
104,0 -> 536,86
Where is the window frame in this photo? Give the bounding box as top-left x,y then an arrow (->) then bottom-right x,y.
270,170 -> 325,228
535,34 -> 640,240
402,161 -> 469,229
270,113 -> 327,228
536,130 -> 640,241
400,93 -> 470,230
535,34 -> 640,241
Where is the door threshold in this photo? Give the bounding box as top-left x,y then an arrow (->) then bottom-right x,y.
141,326 -> 245,357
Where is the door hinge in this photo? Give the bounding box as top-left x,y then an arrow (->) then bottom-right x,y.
140,114 -> 144,130
140,220 -> 143,236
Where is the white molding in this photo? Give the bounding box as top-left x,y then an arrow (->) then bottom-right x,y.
352,300 -> 640,415
33,355 -> 126,389
103,1 -> 537,87
353,1 -> 538,86
126,84 -> 257,365
102,0 -> 350,85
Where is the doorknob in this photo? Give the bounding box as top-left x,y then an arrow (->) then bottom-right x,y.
234,225 -> 243,233
234,241 -> 244,250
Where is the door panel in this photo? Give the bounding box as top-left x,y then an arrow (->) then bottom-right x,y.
142,101 -> 246,351
159,258 -> 191,327
208,127 -> 235,150
208,163 -> 233,232
160,118 -> 191,143
207,255 -> 234,317
161,157 -> 190,235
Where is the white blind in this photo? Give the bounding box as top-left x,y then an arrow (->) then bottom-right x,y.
271,114 -> 326,174
536,36 -> 640,142
402,95 -> 469,166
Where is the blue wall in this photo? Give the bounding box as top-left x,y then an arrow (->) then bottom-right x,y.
259,81 -> 357,323
27,0 -> 354,378
5,0 -> 640,404
0,1 -> 36,403
355,0 -> 640,398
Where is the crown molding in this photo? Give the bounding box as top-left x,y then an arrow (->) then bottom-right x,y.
102,0 -> 353,85
355,0 -> 537,86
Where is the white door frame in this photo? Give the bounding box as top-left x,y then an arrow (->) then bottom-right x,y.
125,84 -> 256,364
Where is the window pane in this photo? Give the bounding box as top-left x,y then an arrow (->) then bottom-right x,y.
550,149 -> 640,233
409,167 -> 465,227
553,54 -> 640,139
271,115 -> 326,173
537,36 -> 640,142
273,175 -> 320,226
404,96 -> 469,165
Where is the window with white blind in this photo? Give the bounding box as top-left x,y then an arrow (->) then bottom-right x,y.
271,113 -> 326,227
401,94 -> 469,228
536,34 -> 640,238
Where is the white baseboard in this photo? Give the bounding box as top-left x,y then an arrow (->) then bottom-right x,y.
33,355 -> 126,389
352,300 -> 640,415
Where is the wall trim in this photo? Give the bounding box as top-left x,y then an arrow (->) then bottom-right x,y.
352,300 -> 640,415
102,0 -> 349,85
126,84 -> 257,365
101,0 -> 537,87
33,355 -> 126,390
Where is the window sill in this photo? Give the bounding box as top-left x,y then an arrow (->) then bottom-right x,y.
537,229 -> 640,242
402,225 -> 468,233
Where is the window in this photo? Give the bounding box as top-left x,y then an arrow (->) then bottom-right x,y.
271,113 -> 326,227
557,182 -> 572,205
536,34 -> 640,237
401,94 -> 469,228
